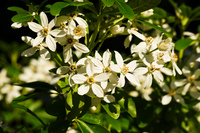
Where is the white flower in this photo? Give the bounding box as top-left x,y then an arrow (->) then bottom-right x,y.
56,34 -> 89,63
28,12 -> 65,51
184,31 -> 200,53
72,62 -> 110,98
170,49 -> 182,76
110,25 -> 125,35
141,9 -> 154,17
0,69 -> 10,87
21,36 -> 51,60
158,81 -> 185,105
110,51 -> 140,87
1,84 -> 21,103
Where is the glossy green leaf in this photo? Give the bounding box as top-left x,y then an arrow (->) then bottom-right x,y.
11,14 -> 32,22
77,120 -> 110,133
101,0 -> 115,7
175,38 -> 193,50
114,0 -> 135,20
101,101 -> 120,119
66,90 -> 73,108
137,19 -> 172,37
114,88 -> 136,118
16,81 -> 56,91
128,0 -> 161,13
105,114 -> 122,132
7,6 -> 28,12
79,113 -> 100,124
50,2 -> 69,16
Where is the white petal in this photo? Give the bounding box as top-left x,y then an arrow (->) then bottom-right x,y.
21,36 -> 34,46
174,62 -> 182,75
63,45 -> 72,63
94,73 -> 110,82
110,64 -> 121,73
11,22 -> 22,29
134,67 -> 148,75
118,73 -> 125,87
194,81 -> 200,90
86,61 -> 94,77
21,47 -> 37,57
190,90 -> 200,100
131,42 -> 146,53
126,73 -> 140,86
75,17 -> 88,27
158,81 -> 169,93
72,74 -> 87,84
194,69 -> 200,79
182,66 -> 191,77
46,35 -> 56,51
48,18 -> 56,30
144,73 -> 152,89
56,66 -> 69,74
114,51 -> 124,68
40,47 -> 51,60
161,95 -> 172,105
78,84 -> 90,95
160,67 -> 173,76
33,36 -> 44,47
95,51 -> 102,61
103,49 -> 111,67
40,12 -> 48,27
28,22 -> 43,32
73,42 -> 89,53
153,70 -> 163,83
132,30 -> 146,40
92,84 -> 104,98
126,60 -> 137,72
182,83 -> 191,95
50,29 -> 66,37
174,94 -> 184,104
104,95 -> 115,103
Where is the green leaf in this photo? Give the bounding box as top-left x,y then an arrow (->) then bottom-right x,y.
175,38 -> 194,50
66,90 -> 73,108
128,0 -> 161,13
79,113 -> 100,124
105,114 -> 122,132
7,6 -> 28,12
50,2 -> 69,16
77,120 -> 110,133
137,19 -> 172,37
114,88 -> 136,118
101,101 -> 120,119
151,7 -> 167,18
11,14 -> 32,23
68,2 -> 93,6
114,0 -> 135,20
101,0 -> 115,7
16,81 -> 56,91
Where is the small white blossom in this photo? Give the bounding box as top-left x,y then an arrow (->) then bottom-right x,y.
141,9 -> 154,18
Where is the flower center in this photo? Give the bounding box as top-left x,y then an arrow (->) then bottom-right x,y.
66,37 -> 74,45
122,65 -> 129,75
169,89 -> 176,95
74,27 -> 82,36
145,36 -> 153,45
148,65 -> 157,73
59,22 -> 66,30
42,27 -> 49,36
87,76 -> 95,84
187,76 -> 195,83
104,66 -> 111,73
69,64 -> 77,72
171,53 -> 178,62
157,52 -> 164,60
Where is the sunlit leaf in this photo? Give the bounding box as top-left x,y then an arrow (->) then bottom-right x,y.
11,14 -> 32,22
175,38 -> 194,50
79,113 -> 100,124
105,114 -> 122,132
7,6 -> 28,12
101,0 -> 115,7
101,101 -> 120,119
50,2 -> 69,16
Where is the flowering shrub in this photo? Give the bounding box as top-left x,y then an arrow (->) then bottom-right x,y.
1,0 -> 200,132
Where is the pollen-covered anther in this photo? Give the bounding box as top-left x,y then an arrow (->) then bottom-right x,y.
74,27 -> 82,36
59,22 -> 66,29
69,64 -> 77,72
145,36 -> 153,45
172,54 -> 178,62
148,65 -> 157,73
169,89 -> 176,96
104,66 -> 111,73
157,52 -> 164,60
42,27 -> 49,36
187,76 -> 195,83
87,76 -> 95,84
122,65 -> 129,75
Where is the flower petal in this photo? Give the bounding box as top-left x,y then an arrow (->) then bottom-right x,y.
161,94 -> 172,105
50,29 -> 66,37
92,84 -> 104,98
75,17 -> 88,27
73,42 -> 89,53
126,73 -> 140,86
103,49 -> 111,67
63,45 -> 72,63
40,47 -> 51,60
40,12 -> 48,27
118,73 -> 125,87
104,95 -> 115,103
114,51 -> 124,68
46,35 -> 56,51
174,94 -> 184,104
78,84 -> 90,95
124,34 -> 132,48
28,22 -> 43,33
21,47 -> 37,57
33,36 -> 44,47
94,73 -> 110,82
126,60 -> 137,72
72,74 -> 87,84
56,66 -> 69,75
